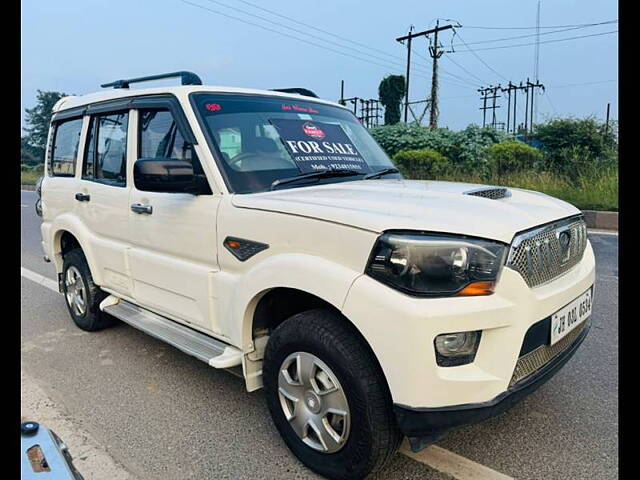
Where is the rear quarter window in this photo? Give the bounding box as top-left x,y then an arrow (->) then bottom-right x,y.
49,117 -> 83,177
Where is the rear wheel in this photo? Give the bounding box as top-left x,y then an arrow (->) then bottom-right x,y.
263,308 -> 402,479
62,249 -> 114,331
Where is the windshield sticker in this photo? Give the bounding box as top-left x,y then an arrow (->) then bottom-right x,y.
297,113 -> 313,120
270,118 -> 370,173
205,103 -> 222,112
281,104 -> 320,114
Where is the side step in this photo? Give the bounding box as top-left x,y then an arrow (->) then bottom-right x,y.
99,296 -> 242,369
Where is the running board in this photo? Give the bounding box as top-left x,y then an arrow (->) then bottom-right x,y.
99,296 -> 242,369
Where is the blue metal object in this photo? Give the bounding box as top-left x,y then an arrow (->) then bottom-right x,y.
21,421 -> 83,480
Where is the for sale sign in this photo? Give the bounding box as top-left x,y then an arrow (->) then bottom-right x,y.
270,119 -> 370,173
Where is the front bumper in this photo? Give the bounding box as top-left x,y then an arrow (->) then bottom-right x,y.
395,318 -> 591,451
341,240 -> 595,412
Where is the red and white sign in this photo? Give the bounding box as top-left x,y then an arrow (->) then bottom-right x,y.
302,122 -> 325,140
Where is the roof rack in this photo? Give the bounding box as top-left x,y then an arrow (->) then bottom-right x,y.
101,71 -> 203,89
271,88 -> 319,98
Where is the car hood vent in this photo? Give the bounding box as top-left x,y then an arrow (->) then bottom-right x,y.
464,186 -> 511,200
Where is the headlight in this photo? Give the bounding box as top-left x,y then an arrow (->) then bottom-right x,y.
366,232 -> 507,297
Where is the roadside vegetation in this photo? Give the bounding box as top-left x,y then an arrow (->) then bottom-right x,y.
370,117 -> 618,211
21,89 -> 618,210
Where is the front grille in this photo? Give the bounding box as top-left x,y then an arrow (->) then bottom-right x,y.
506,215 -> 587,288
464,186 -> 511,199
509,322 -> 585,387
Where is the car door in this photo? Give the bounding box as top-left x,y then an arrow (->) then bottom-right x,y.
127,100 -> 223,336
75,107 -> 134,297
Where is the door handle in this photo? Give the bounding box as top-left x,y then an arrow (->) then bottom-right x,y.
75,193 -> 90,202
131,203 -> 153,215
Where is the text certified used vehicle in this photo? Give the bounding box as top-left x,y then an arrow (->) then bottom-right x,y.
38,71 -> 595,479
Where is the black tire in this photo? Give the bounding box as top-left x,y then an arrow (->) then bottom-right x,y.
263,308 -> 402,479
62,249 -> 114,332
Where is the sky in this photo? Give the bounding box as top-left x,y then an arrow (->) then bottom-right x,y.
21,0 -> 618,131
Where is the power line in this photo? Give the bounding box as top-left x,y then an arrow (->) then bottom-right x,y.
233,0 -> 401,61
200,0 -> 418,72
441,54 -> 489,85
451,30 -> 617,52
454,30 -> 510,82
461,19 -> 617,30
178,0 -> 437,80
412,50 -> 481,87
546,79 -> 617,89
458,22 -> 616,47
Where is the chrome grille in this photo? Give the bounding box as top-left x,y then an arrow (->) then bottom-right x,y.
506,216 -> 587,288
509,322 -> 585,387
464,186 -> 511,199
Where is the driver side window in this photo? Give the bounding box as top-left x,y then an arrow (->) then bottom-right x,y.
138,108 -> 212,194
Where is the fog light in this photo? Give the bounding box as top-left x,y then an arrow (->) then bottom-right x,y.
434,331 -> 481,367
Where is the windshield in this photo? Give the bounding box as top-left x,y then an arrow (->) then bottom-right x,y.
191,93 -> 398,193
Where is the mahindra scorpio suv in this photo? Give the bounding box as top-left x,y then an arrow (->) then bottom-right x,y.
38,71 -> 595,479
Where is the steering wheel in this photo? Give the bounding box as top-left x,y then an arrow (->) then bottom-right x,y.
228,152 -> 296,171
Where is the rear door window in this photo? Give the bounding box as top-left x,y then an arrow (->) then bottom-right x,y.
83,112 -> 129,187
49,117 -> 83,177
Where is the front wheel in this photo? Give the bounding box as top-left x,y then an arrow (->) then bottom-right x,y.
263,309 -> 402,479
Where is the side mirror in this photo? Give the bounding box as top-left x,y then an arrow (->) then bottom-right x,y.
134,158 -> 195,193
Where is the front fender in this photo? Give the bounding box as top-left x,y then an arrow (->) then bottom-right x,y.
224,253 -> 362,350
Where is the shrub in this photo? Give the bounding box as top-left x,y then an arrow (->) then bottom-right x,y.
532,117 -> 617,173
485,141 -> 543,176
370,123 -> 457,159
392,149 -> 451,179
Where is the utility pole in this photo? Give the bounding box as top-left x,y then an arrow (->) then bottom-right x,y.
605,103 -> 611,135
339,80 -> 345,105
396,22 -> 454,127
397,25 -> 414,123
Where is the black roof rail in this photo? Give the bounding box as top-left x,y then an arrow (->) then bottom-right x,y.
101,71 -> 203,89
271,88 -> 319,98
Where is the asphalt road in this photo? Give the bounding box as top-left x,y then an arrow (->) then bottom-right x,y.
21,190 -> 618,480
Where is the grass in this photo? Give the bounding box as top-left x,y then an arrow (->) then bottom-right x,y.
405,166 -> 619,212
21,165 -> 44,185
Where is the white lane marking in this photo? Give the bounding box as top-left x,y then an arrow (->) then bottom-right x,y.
400,440 -> 514,480
21,267 -> 59,293
588,229 -> 618,236
21,204 -> 28,207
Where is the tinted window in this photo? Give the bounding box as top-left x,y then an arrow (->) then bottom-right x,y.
83,112 -> 129,187
139,108 -> 211,194
49,118 -> 83,177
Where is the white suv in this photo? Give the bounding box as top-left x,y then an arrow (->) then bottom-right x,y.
38,71 -> 595,479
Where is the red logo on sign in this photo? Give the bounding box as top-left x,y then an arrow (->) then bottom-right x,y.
302,122 -> 325,140
205,103 -> 222,111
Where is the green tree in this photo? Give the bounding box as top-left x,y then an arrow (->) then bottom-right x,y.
378,75 -> 405,125
23,89 -> 68,162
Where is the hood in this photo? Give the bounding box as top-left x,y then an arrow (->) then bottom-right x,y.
231,179 -> 581,244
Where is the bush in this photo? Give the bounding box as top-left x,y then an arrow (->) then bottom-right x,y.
370,123 -> 510,173
392,149 -> 451,179
532,117 -> 617,173
485,141 -> 543,176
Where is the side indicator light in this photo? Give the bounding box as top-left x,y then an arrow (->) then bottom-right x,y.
223,237 -> 269,262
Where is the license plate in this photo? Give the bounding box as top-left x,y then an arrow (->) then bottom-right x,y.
550,287 -> 593,345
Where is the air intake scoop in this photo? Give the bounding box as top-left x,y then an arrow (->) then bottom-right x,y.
464,186 -> 511,200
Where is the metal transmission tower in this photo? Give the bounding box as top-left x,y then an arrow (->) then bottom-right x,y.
396,21 -> 455,128
501,80 -> 544,137
478,85 -> 502,128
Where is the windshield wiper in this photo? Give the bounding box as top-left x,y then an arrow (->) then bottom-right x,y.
270,169 -> 362,190
363,167 -> 400,180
